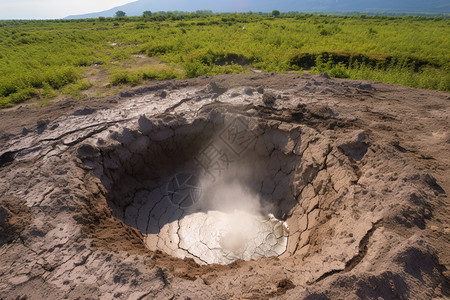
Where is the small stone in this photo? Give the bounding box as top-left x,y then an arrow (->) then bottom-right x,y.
430,226 -> 439,232
157,90 -> 167,98
22,127 -> 31,136
73,108 -> 96,116
138,115 -> 154,134
263,93 -> 276,105
359,83 -> 373,90
120,91 -> 133,98
244,87 -> 254,95
77,144 -> 99,159
37,119 -> 49,134
319,72 -> 331,79
205,81 -> 227,95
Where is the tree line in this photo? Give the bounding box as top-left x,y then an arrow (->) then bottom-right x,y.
113,10 -> 287,18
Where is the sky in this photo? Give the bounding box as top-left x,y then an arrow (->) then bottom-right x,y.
0,0 -> 136,19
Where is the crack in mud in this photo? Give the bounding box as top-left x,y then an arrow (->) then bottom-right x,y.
309,220 -> 383,284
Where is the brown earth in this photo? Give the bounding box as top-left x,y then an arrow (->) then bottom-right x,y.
0,73 -> 448,299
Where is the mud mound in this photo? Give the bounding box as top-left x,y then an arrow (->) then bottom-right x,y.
0,73 -> 448,299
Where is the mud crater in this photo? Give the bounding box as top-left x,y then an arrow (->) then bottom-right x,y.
80,106 -> 365,265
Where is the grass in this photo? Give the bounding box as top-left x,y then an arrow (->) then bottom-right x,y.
0,13 -> 449,108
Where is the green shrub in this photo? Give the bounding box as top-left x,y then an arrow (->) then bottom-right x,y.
183,60 -> 210,78
146,44 -> 174,56
8,87 -> 38,105
319,29 -> 329,36
110,73 -> 132,85
328,63 -> 350,78
1,14 -> 449,108
45,68 -> 79,89
141,68 -> 178,80
41,82 -> 57,99
61,80 -> 92,98
0,80 -> 19,97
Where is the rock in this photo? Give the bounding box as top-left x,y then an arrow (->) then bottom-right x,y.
244,87 -> 254,95
119,91 -> 133,98
73,108 -> 96,116
359,83 -> 373,90
77,144 -> 99,159
263,92 -> 276,105
157,90 -> 167,98
138,115 -> 154,134
37,119 -> 49,134
22,127 -> 31,136
204,81 -> 227,95
319,72 -> 331,79
256,86 -> 265,94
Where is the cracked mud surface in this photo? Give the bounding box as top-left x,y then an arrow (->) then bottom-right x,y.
0,73 -> 449,299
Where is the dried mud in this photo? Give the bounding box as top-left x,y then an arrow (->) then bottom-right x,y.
0,73 -> 448,299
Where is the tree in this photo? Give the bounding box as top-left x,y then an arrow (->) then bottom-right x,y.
272,10 -> 281,17
115,10 -> 126,17
195,10 -> 213,15
143,11 -> 152,17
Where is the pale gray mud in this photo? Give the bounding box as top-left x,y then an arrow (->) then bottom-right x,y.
0,73 -> 448,299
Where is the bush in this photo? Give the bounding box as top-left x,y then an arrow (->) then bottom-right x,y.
61,80 -> 92,98
136,24 -> 148,30
8,87 -> 38,105
328,63 -> 350,78
0,80 -> 19,97
45,68 -> 79,89
141,68 -> 178,80
183,61 -> 210,78
110,73 -> 132,85
110,68 -> 179,85
41,82 -> 57,99
1,14 -> 449,108
319,29 -> 329,36
272,10 -> 281,17
146,44 -> 174,56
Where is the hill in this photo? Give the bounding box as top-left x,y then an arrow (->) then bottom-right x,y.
65,0 -> 450,19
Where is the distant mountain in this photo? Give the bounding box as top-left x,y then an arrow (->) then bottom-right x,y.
65,0 -> 450,19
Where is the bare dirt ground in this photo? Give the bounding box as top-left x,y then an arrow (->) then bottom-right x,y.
0,73 -> 448,299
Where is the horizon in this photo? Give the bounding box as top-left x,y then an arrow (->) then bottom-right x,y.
0,0 -> 449,20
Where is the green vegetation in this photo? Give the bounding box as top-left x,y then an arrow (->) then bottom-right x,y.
115,10 -> 127,18
0,13 -> 448,108
143,11 -> 152,17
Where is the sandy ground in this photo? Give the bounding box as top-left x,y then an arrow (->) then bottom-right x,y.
0,73 -> 448,299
